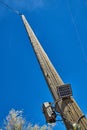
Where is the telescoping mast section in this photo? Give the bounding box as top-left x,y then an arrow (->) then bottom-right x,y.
21,15 -> 87,130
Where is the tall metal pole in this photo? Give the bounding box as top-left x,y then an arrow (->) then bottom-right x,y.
21,15 -> 87,130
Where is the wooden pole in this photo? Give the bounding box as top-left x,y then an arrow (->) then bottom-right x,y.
21,15 -> 87,130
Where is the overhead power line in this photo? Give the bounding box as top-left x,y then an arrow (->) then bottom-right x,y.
0,0 -> 21,15
66,0 -> 87,63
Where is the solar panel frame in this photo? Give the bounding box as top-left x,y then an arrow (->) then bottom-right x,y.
57,84 -> 72,99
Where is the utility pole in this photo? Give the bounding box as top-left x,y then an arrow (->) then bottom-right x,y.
21,15 -> 87,130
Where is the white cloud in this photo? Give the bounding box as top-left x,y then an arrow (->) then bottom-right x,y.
3,0 -> 44,11
0,0 -> 45,21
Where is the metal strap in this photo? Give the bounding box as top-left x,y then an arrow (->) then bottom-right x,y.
77,115 -> 85,123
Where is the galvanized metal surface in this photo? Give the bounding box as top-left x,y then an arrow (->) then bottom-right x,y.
21,15 -> 87,130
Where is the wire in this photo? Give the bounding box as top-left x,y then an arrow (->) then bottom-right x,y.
0,0 -> 21,15
56,119 -> 63,122
66,0 -> 87,63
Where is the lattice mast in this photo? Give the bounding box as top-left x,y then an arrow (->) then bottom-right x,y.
21,15 -> 87,130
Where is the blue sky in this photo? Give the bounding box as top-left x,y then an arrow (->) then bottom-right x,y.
0,0 -> 87,129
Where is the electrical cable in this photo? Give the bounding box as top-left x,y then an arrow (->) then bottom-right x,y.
56,119 -> 63,122
0,0 -> 21,15
66,0 -> 87,63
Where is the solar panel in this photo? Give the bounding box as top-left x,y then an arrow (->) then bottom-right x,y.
57,84 -> 72,99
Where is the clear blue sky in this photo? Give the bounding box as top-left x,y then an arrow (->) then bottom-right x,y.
0,0 -> 87,129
